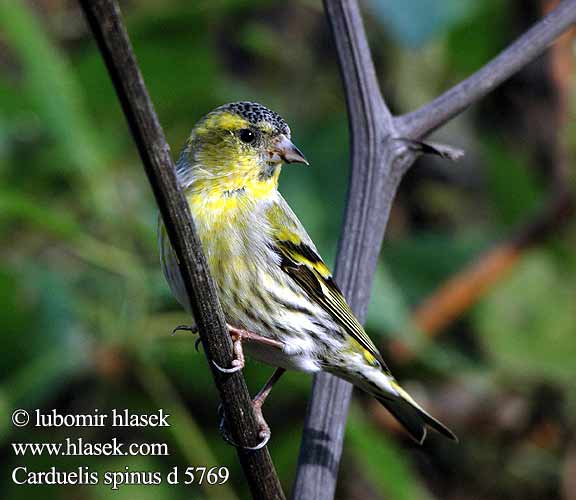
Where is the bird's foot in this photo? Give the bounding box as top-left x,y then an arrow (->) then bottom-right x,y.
216,367 -> 285,450
218,400 -> 271,451
211,325 -> 284,374
211,327 -> 245,373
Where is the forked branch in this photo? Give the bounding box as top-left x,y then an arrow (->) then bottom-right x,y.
396,0 -> 576,138
293,1 -> 576,499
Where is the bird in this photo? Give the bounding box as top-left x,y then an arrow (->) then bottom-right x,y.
159,101 -> 457,448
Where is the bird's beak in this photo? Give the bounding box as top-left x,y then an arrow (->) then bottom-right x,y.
269,135 -> 309,165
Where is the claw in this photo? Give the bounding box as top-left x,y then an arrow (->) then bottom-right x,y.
216,367 -> 284,449
171,324 -> 197,336
246,429 -> 271,451
171,325 -> 203,353
210,326 -> 247,374
217,404 -> 271,451
211,359 -> 243,373
194,337 -> 203,352
217,404 -> 236,446
205,325 -> 284,373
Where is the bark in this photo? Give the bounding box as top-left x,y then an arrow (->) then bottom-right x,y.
293,1 -> 576,499
78,1 -> 285,498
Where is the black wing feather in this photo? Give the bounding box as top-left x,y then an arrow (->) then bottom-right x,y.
270,239 -> 389,372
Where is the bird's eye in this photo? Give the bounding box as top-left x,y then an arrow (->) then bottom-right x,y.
239,129 -> 255,143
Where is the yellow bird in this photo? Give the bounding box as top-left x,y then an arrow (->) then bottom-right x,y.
159,101 -> 456,448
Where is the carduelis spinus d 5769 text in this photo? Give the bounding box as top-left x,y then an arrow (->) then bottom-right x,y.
159,101 -> 456,447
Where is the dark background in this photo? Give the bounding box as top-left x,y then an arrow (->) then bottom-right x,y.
1,0 -> 575,499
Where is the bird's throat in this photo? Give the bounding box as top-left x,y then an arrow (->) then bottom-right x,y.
187,163 -> 281,204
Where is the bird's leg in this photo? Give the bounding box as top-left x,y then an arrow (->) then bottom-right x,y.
253,367 -> 286,409
249,367 -> 286,449
219,367 -> 286,450
211,325 -> 284,374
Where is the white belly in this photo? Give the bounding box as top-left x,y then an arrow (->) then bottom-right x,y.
244,342 -> 321,372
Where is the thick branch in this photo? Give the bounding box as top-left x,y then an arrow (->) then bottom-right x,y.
293,1 -> 409,498
294,0 -> 575,499
396,0 -> 576,139
78,1 -> 284,498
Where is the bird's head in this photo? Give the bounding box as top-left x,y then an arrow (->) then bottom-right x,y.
178,101 -> 308,194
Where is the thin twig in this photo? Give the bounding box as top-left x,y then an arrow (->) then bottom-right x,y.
395,0 -> 576,139
78,1 -> 285,498
391,13 -> 576,361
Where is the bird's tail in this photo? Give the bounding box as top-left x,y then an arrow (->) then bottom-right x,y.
374,380 -> 457,444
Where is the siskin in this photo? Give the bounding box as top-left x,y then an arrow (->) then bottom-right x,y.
159,101 -> 456,447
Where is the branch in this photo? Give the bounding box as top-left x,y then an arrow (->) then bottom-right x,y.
395,0 -> 576,139
78,1 -> 285,498
293,0 -> 410,498
391,17 -> 576,361
294,0 -> 575,498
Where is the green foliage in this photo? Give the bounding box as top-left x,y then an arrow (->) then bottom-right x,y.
475,251 -> 576,384
483,137 -> 543,227
383,232 -> 488,306
347,406 -> 433,500
446,0 -> 508,74
0,0 -> 106,186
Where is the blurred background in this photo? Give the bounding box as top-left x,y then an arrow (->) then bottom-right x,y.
1,0 -> 575,499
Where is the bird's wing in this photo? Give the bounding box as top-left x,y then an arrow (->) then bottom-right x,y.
266,197 -> 389,371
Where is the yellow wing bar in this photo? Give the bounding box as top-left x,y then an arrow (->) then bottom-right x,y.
271,238 -> 389,372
